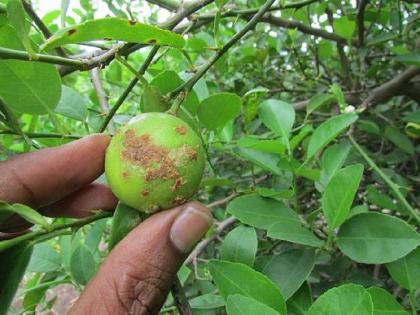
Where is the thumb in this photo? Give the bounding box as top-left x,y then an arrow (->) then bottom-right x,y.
70,202 -> 212,315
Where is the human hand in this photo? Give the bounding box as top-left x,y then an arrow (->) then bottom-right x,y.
0,135 -> 212,314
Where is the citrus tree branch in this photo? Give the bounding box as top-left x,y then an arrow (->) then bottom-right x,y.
361,66 -> 420,108
145,0 -> 179,11
170,277 -> 192,315
357,0 -> 369,46
0,46 -> 84,67
349,135 -> 420,225
260,14 -> 358,46
98,0 -> 216,132
0,211 -> 112,253
90,67 -> 114,133
21,0 -> 67,57
170,0 -> 277,99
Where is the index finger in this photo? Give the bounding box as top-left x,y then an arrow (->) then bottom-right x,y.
0,134 -> 110,207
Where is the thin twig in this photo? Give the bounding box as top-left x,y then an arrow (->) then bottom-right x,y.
90,67 -> 114,133
349,135 -> 420,225
98,0 -> 216,132
357,0 -> 369,46
0,211 -> 112,253
145,0 -> 179,11
170,276 -> 192,315
170,0 -> 277,98
21,0 -> 67,57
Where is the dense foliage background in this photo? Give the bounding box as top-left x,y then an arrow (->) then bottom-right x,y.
0,0 -> 419,314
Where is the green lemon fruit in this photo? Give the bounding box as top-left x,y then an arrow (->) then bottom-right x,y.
105,112 -> 205,213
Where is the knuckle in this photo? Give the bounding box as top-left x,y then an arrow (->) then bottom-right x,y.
110,260 -> 174,315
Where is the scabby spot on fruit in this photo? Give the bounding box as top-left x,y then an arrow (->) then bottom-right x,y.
147,39 -> 157,45
175,126 -> 187,135
122,170 -> 129,179
171,177 -> 186,192
68,29 -> 77,36
141,189 -> 150,196
182,145 -> 198,161
128,20 -> 137,26
122,129 -> 180,182
104,37 -> 112,41
172,195 -> 186,206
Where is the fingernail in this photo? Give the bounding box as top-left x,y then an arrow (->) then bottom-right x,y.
170,203 -> 213,254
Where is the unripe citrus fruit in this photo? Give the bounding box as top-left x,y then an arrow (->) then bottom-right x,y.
105,112 -> 205,213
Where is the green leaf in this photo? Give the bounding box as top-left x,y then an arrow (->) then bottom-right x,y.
221,225 -> 258,266
367,287 -> 409,315
85,218 -> 107,254
27,244 -> 62,273
209,260 -> 286,314
55,85 -> 88,120
321,143 -> 352,178
366,185 -> 399,211
0,60 -> 62,114
306,113 -> 358,162
322,164 -> 364,228
237,136 -> 285,154
333,16 -> 355,40
394,53 -> 420,66
0,242 -> 33,315
386,247 -> 420,291
40,17 -> 185,50
256,249 -> 315,300
307,284 -> 372,315
267,220 -> 323,247
70,245 -> 97,285
306,94 -> 334,117
227,194 -> 299,230
141,84 -> 170,112
317,142 -> 352,191
108,202 -> 142,251
189,293 -> 225,310
290,124 -> 313,151
384,126 -> 414,155
226,294 -> 281,315
0,202 -> 50,230
336,213 -> 420,264
259,99 -> 295,137
7,0 -> 36,57
198,93 -> 241,130
237,148 -> 283,175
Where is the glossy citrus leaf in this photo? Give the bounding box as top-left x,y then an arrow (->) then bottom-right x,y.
226,294 -> 281,315
337,213 -> 420,264
209,260 -> 286,314
322,164 -> 364,228
307,284 -> 372,315
40,17 -> 185,50
198,93 -> 241,130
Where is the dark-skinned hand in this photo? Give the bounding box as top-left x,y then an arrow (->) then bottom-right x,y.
0,134 -> 212,314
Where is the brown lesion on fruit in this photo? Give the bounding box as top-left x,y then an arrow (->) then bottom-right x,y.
67,29 -> 76,36
104,37 -> 112,41
172,195 -> 186,206
171,177 -> 186,192
122,129 -> 180,182
128,20 -> 137,25
147,39 -> 157,45
182,145 -> 198,161
175,126 -> 187,135
141,189 -> 150,197
122,170 -> 129,179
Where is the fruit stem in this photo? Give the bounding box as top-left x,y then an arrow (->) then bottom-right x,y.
166,91 -> 187,116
